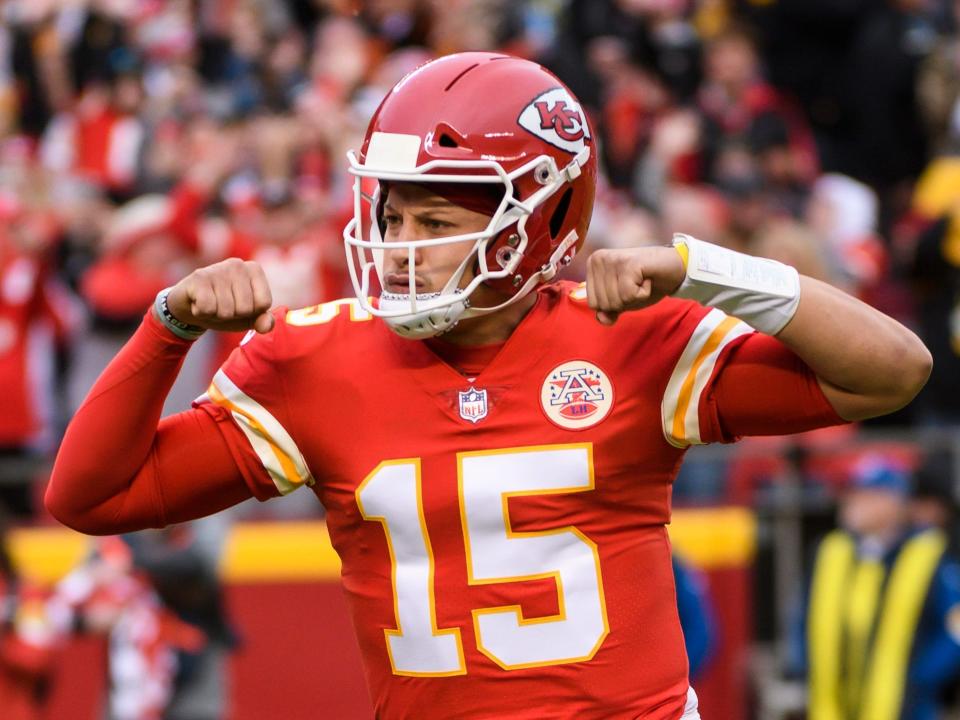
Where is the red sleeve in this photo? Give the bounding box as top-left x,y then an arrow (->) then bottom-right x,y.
700,333 -> 847,443
45,313 -> 255,535
193,401 -> 283,502
191,310 -> 314,499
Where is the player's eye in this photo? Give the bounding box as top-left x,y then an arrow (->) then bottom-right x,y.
382,213 -> 401,227
422,218 -> 452,231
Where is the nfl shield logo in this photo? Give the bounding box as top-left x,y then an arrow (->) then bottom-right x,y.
458,388 -> 488,424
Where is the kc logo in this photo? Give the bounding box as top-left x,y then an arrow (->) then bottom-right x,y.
518,88 -> 591,155
534,100 -> 585,142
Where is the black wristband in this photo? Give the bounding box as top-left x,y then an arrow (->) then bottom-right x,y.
154,287 -> 205,340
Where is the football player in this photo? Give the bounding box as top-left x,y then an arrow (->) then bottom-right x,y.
46,53 -> 931,720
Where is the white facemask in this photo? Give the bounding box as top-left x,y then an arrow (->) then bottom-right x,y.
342,133 -> 589,339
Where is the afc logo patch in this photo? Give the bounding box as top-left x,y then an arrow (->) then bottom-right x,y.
518,87 -> 591,155
540,361 -> 614,431
458,387 -> 489,424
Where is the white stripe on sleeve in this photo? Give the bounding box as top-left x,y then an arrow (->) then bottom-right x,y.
207,369 -> 314,495
661,309 -> 754,448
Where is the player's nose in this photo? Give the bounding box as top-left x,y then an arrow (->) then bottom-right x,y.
384,224 -> 424,268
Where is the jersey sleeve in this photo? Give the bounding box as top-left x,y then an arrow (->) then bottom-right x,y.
660,306 -> 845,447
193,311 -> 315,499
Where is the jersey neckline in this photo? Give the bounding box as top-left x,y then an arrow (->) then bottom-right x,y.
384,283 -> 566,390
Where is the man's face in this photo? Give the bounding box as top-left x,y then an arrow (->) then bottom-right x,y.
257,202 -> 303,245
840,488 -> 906,537
706,37 -> 757,90
381,183 -> 492,295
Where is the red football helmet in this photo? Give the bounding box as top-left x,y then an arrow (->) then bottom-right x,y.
343,52 -> 597,338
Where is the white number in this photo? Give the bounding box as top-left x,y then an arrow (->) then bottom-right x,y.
356,460 -> 466,676
356,444 -> 608,675
459,444 -> 608,668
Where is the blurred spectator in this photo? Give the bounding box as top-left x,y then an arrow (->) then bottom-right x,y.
794,455 -> 960,720
672,552 -> 716,680
428,0 -> 523,55
736,0 -> 873,172
709,141 -> 773,251
696,23 -> 817,194
41,73 -> 146,199
910,449 -> 959,550
123,517 -> 237,720
0,191 -> 79,516
599,43 -> 672,189
82,159 -> 345,374
836,0 -> 939,220
750,219 -> 835,284
910,447 -> 960,714
908,39 -> 960,424
80,188 -> 201,328
908,190 -> 960,424
633,108 -> 704,207
632,0 -> 703,102
540,0 -> 642,111
49,536 -> 207,720
0,508 -> 56,720
659,181 -> 729,242
360,0 -> 435,51
917,0 -> 960,155
806,173 -> 889,301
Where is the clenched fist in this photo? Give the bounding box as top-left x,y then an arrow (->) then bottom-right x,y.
166,258 -> 275,334
586,246 -> 686,325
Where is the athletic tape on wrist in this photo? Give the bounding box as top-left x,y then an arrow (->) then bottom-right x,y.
153,287 -> 206,340
670,234 -> 801,335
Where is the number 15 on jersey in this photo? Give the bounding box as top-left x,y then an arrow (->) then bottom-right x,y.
356,444 -> 609,676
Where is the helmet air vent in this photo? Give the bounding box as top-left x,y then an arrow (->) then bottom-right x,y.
549,188 -> 573,239
444,63 -> 480,91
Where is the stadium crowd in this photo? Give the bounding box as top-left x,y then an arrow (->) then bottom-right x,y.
3,0 -> 960,455
2,0 -> 960,718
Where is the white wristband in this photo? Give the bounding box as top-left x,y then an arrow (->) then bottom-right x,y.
671,233 -> 801,335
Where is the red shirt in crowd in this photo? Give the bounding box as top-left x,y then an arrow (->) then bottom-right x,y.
0,242 -> 74,448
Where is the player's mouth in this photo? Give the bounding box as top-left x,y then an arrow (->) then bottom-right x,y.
384,273 -> 428,294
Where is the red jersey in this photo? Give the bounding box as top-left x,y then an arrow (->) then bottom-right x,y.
192,280 -> 839,720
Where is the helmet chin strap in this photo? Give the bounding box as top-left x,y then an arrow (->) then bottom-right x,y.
379,291 -> 469,338
377,237 -> 483,339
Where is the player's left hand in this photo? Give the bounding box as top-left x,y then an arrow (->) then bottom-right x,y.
586,246 -> 686,325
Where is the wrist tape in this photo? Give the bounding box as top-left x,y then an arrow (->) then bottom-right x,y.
671,233 -> 800,335
153,287 -> 205,340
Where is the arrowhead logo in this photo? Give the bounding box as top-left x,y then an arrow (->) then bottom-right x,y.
518,88 -> 591,155
540,361 -> 614,430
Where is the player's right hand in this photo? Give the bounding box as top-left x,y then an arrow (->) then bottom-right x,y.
166,258 -> 275,334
